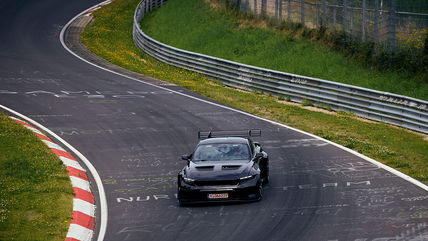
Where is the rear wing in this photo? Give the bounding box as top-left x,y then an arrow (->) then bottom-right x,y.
198,129 -> 261,139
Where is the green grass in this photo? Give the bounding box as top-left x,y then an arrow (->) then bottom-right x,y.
81,0 -> 428,183
140,0 -> 428,100
0,113 -> 73,241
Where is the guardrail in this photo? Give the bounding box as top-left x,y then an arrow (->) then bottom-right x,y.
133,0 -> 428,134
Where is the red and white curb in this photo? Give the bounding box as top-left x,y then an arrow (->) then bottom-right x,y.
11,116 -> 96,241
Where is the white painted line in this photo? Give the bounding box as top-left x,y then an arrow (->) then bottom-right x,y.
73,198 -> 96,217
42,140 -> 66,152
66,223 -> 94,241
60,156 -> 86,172
0,104 -> 108,241
59,2 -> 428,193
58,8 -> 111,241
70,176 -> 91,192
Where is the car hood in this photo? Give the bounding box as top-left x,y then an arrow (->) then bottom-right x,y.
185,160 -> 252,181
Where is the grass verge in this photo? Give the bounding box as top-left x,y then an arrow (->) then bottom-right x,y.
0,113 -> 73,241
140,0 -> 428,100
81,0 -> 428,183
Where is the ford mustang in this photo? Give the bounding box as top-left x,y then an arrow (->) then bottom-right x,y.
177,130 -> 269,204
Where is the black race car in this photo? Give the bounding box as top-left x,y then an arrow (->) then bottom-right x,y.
177,130 -> 269,204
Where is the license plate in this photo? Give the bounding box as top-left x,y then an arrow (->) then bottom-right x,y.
208,193 -> 228,199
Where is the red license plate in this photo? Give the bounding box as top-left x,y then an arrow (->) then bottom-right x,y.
208,193 -> 228,199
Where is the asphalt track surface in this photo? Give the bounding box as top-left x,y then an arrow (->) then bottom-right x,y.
1,0 -> 428,240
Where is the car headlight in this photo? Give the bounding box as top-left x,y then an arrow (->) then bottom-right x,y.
239,175 -> 256,182
182,177 -> 195,185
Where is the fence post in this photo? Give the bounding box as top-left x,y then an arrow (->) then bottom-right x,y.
261,0 -> 267,17
254,0 -> 257,14
278,0 -> 283,20
322,0 -> 327,26
287,0 -> 291,21
300,0 -> 305,25
388,0 -> 397,50
350,8 -> 353,34
316,1 -> 320,27
362,0 -> 366,41
275,0 -> 279,20
374,0 -> 380,43
342,0 -> 348,32
242,0 -> 248,12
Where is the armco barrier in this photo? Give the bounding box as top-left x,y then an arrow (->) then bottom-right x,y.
132,0 -> 428,134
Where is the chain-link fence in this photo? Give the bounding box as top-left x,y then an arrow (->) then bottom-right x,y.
236,0 -> 428,50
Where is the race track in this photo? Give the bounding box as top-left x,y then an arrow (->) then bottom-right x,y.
1,0 -> 427,240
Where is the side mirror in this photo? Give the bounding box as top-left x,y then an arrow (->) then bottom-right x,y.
254,142 -> 263,151
254,152 -> 263,159
181,155 -> 190,161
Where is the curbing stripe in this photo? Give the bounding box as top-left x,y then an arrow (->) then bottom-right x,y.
70,176 -> 91,192
43,139 -> 67,152
74,187 -> 95,204
51,148 -> 75,160
73,199 -> 96,217
66,224 -> 94,241
24,125 -> 44,135
11,117 -> 96,241
11,117 -> 33,128
71,211 -> 96,230
35,132 -> 54,142
11,118 -> 52,142
67,166 -> 89,181
60,156 -> 86,172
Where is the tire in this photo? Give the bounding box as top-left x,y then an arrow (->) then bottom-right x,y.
263,174 -> 269,184
257,183 -> 263,201
261,158 -> 269,184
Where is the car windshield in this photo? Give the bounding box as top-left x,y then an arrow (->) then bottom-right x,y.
193,143 -> 251,161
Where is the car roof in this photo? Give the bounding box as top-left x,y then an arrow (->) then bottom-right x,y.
198,137 -> 250,145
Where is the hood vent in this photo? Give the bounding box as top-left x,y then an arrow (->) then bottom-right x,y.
222,165 -> 241,170
195,166 -> 214,170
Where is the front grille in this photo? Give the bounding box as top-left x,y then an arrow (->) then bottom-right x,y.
194,179 -> 239,186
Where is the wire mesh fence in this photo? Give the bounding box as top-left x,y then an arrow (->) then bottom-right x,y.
237,0 -> 428,50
